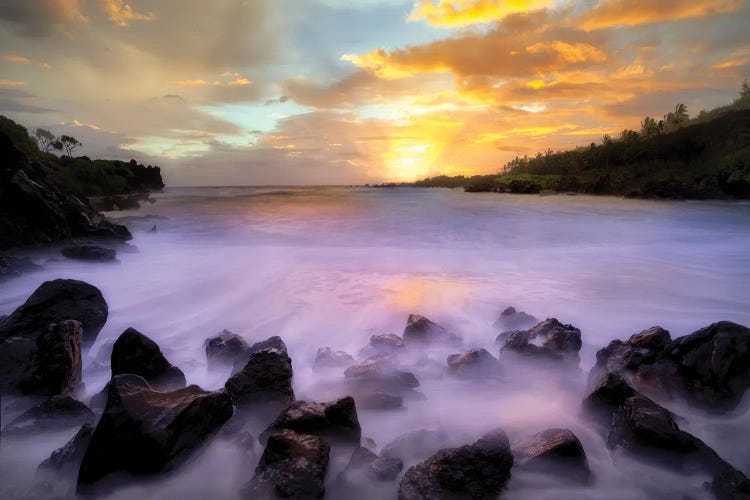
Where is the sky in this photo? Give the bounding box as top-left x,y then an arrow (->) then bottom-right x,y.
0,0 -> 749,186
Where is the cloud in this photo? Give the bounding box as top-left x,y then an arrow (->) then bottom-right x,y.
408,0 -> 556,27
0,79 -> 25,86
1,54 -> 31,64
0,0 -> 87,36
102,0 -> 155,27
579,0 -> 742,30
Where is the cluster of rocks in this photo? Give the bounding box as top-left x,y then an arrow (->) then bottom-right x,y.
2,284 -> 749,499
0,131 -> 132,249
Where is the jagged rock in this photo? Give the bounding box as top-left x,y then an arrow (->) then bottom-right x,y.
260,396 -> 361,445
501,318 -> 582,364
712,468 -> 750,500
205,330 -> 248,368
494,329 -> 521,346
0,279 -> 108,346
493,306 -> 538,331
590,322 -> 750,412
3,395 -> 94,435
398,430 -> 513,500
357,392 -> 403,411
359,333 -> 406,358
344,359 -> 419,394
446,349 -> 502,379
225,347 -> 294,410
314,347 -> 355,370
512,428 -> 590,484
582,372 -> 638,425
61,243 -> 117,262
242,430 -> 329,499
0,130 -> 132,249
111,327 -> 186,391
403,314 -> 462,346
38,424 -> 93,475
77,374 -> 233,495
0,320 -> 83,396
370,456 -> 404,481
232,336 -> 288,374
381,429 -> 453,461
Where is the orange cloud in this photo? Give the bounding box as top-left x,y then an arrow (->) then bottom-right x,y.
525,41 -> 607,64
0,79 -> 26,86
103,0 -> 155,27
579,0 -> 742,30
175,74 -> 252,87
408,0 -> 556,27
1,54 -> 31,64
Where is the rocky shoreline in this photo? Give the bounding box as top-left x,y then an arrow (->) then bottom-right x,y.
1,285 -> 749,499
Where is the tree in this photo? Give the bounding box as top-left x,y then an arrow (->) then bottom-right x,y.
674,103 -> 689,123
59,135 -> 82,157
641,116 -> 660,138
34,128 -> 56,153
742,79 -> 750,99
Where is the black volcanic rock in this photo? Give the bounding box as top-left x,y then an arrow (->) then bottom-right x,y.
590,322 -> 750,412
512,428 -> 590,484
446,348 -> 502,380
260,396 -> 361,445
403,314 -> 462,346
3,395 -> 94,435
398,430 -> 513,500
38,424 -> 93,475
61,243 -> 116,262
344,359 -> 419,394
0,319 -> 83,396
232,336 -> 288,374
0,279 -> 108,346
111,327 -> 186,391
242,430 -> 330,499
0,130 -> 132,249
205,329 -> 249,368
494,306 -> 538,331
225,346 -> 294,411
314,347 -> 355,370
501,318 -> 582,364
77,374 -> 233,495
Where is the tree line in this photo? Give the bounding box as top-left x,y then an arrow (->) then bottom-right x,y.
33,128 -> 82,157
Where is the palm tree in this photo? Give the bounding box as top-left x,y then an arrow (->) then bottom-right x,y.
674,103 -> 688,123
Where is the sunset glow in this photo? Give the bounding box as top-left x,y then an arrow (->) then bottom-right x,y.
0,0 -> 748,184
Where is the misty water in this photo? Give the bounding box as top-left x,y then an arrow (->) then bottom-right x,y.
2,187 -> 750,499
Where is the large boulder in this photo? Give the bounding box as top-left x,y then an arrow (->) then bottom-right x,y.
61,243 -> 117,262
3,395 -> 94,435
38,424 -> 93,475
446,349 -> 502,380
512,428 -> 590,484
356,392 -> 403,411
344,359 -> 419,394
225,347 -> 294,411
501,318 -> 582,364
582,372 -> 639,425
590,322 -> 750,412
232,336 -> 288,374
205,329 -> 249,368
398,430 -> 514,500
403,314 -> 461,346
0,320 -> 83,396
493,306 -> 538,331
111,327 -> 186,391
358,333 -> 406,359
260,396 -> 361,445
77,374 -> 233,495
242,430 -> 329,499
0,279 -> 108,346
314,347 -> 355,370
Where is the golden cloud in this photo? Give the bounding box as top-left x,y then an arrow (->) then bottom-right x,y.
579,0 -> 742,30
103,0 -> 155,27
408,0 -> 557,27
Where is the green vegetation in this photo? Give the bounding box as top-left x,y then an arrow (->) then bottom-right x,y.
412,81 -> 750,199
0,115 -> 164,197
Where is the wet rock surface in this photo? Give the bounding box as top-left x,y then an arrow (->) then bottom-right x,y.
403,314 -> 462,346
111,327 -> 186,391
344,359 -> 419,394
398,430 -> 514,500
3,395 -> 94,435
314,347 -> 355,370
0,279 -> 107,346
232,336 -> 289,374
494,306 -> 538,331
512,428 -> 590,484
225,346 -> 294,411
77,374 -> 233,495
242,429 -> 330,499
501,318 -> 582,364
205,329 -> 249,368
260,396 -> 361,445
446,348 -> 502,379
